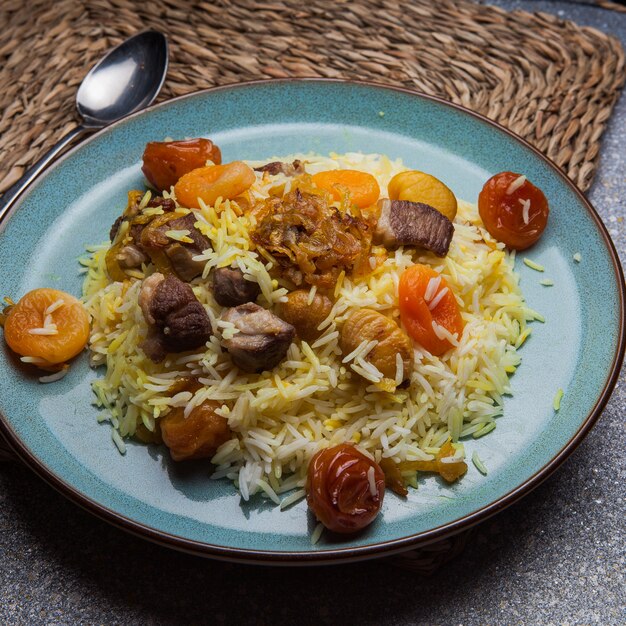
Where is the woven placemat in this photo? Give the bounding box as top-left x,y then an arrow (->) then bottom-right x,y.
0,0 -> 624,572
0,0 -> 624,194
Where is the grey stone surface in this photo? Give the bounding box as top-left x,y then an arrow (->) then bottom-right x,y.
0,2 -> 624,625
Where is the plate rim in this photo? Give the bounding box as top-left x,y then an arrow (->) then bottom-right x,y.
0,77 -> 624,565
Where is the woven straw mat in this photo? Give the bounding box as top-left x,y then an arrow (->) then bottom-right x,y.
0,0 -> 625,194
0,0 -> 625,571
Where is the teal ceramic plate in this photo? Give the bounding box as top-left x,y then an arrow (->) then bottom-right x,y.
0,80 -> 623,564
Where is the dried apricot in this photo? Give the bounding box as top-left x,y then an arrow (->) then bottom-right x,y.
478,171 -> 549,250
174,162 -> 256,209
279,290 -> 333,342
2,289 -> 90,365
388,171 -> 457,221
160,400 -> 231,461
340,308 -> 413,383
312,170 -> 380,209
142,138 -> 222,191
306,443 -> 385,534
398,264 -> 463,356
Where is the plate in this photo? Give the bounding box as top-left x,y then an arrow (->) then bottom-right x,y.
0,79 -> 623,564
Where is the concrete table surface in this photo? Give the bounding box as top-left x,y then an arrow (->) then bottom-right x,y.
0,1 -> 624,624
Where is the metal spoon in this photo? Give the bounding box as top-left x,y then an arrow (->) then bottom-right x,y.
0,30 -> 169,221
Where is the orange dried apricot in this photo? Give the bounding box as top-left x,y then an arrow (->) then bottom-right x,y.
398,264 -> 464,356
160,400 -> 231,461
2,289 -> 90,365
388,170 -> 457,221
174,161 -> 256,209
311,170 -> 380,209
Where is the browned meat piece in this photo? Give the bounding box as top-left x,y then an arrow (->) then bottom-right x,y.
109,214 -> 125,242
166,213 -> 208,252
110,213 -> 146,245
139,273 -> 212,362
106,194 -> 205,282
147,196 -> 176,212
374,199 -> 454,257
221,303 -> 295,372
210,267 -> 261,307
163,243 -> 200,281
254,159 -> 305,176
160,400 -> 231,461
138,273 -> 165,324
139,212 -> 211,281
116,244 -> 148,270
163,213 -> 210,281
109,194 -> 175,242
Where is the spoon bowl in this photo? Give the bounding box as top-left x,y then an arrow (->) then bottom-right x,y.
77,31 -> 169,127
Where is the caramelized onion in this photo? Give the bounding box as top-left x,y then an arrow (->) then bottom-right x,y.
251,188 -> 372,289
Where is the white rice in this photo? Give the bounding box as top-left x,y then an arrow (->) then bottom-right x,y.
523,258 -> 545,272
472,451 -> 488,475
394,352 -> 404,386
367,465 -> 376,497
424,276 -> 441,302
165,229 -> 193,243
427,287 -> 449,311
518,198 -> 531,225
82,152 -> 537,501
342,339 -> 377,364
311,522 -> 324,545
28,327 -> 58,336
44,299 -> 65,315
506,174 -> 526,195
27,302 -> 62,336
280,488 -> 307,510
21,356 -> 50,366
38,366 -> 69,384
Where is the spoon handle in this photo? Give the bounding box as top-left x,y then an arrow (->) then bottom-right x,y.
0,125 -> 89,223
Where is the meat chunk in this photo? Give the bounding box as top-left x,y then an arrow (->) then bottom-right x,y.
162,213 -> 210,281
166,213 -> 209,255
147,196 -> 176,212
140,212 -> 211,282
374,199 -> 454,257
211,267 -> 261,307
139,273 -> 212,362
108,196 -> 175,275
138,272 -> 164,325
109,194 -> 209,282
109,214 -> 125,242
221,303 -> 295,372
164,243 -> 202,281
116,244 -> 148,270
160,401 -> 231,461
254,159 -> 305,176
109,194 -> 175,242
